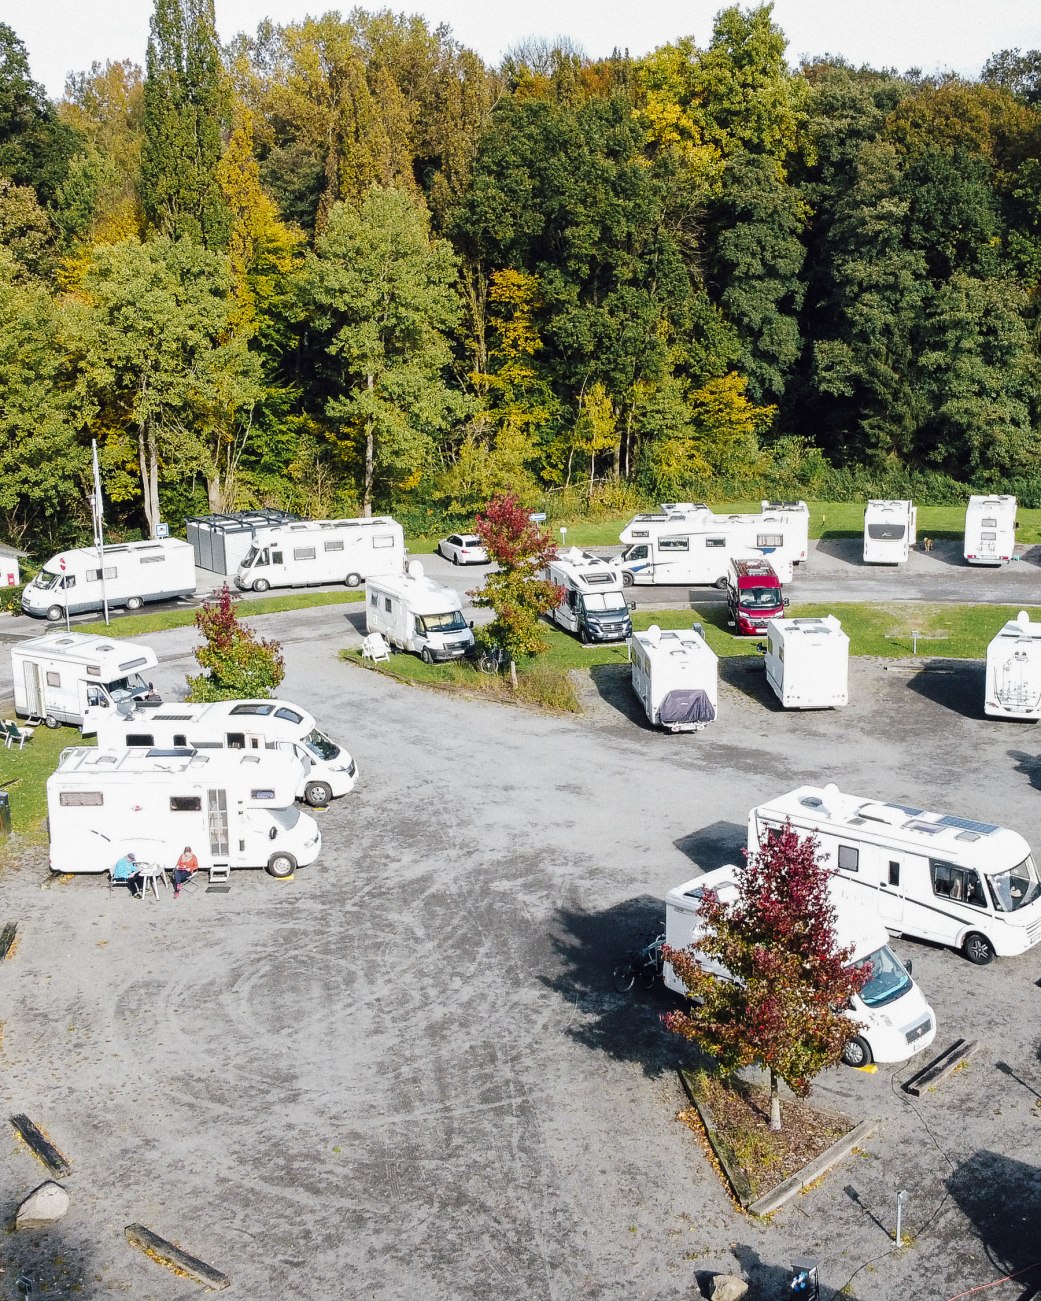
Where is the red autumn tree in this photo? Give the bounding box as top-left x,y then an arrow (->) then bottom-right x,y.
663,823 -> 869,1131
470,493 -> 562,662
186,585 -> 286,701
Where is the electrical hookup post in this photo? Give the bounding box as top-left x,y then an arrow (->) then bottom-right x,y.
90,439 -> 110,625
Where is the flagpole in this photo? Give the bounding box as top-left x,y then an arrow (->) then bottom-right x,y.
91,440 -> 110,626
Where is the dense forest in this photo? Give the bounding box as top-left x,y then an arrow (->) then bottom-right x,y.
2,1 -> 1041,555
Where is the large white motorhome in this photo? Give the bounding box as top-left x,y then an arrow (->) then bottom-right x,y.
366,563 -> 475,661
21,539 -> 197,621
630,623 -> 717,732
984,611 -> 1041,721
764,616 -> 849,709
964,495 -> 1017,566
618,504 -> 800,587
47,746 -> 322,878
863,500 -> 916,564
545,548 -> 632,643
663,865 -> 937,1068
11,632 -> 161,732
95,698 -> 358,806
748,785 -> 1041,963
235,517 -> 405,591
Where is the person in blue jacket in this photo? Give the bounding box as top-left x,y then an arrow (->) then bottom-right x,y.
111,852 -> 143,898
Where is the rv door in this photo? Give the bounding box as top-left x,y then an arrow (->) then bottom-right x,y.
78,681 -> 113,736
877,857 -> 906,929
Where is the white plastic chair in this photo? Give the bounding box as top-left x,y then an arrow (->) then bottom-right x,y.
361,633 -> 391,663
3,720 -> 34,749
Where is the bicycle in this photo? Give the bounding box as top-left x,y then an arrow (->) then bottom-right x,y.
476,645 -> 510,674
612,932 -> 665,992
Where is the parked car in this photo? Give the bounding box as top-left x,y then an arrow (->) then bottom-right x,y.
437,534 -> 489,565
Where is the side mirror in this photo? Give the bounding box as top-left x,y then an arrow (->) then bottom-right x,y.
469,620 -> 474,629
269,826 -> 277,841
904,958 -> 913,976
628,601 -> 636,611
783,597 -> 790,607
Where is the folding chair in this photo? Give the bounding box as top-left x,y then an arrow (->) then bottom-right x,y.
2,721 -> 34,749
361,633 -> 391,663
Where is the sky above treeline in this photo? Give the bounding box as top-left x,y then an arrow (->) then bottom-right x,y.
6,0 -> 1039,99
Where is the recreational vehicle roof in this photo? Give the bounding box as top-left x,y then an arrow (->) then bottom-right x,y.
12,632 -> 158,674
51,745 -> 304,781
255,516 -> 398,533
990,611 -> 1041,644
552,548 -> 624,587
38,539 -> 192,565
768,616 -> 847,644
632,624 -> 716,666
366,567 -> 462,614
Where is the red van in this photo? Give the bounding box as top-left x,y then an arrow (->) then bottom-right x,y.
725,557 -> 787,636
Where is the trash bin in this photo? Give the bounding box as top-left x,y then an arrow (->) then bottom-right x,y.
0,790 -> 10,838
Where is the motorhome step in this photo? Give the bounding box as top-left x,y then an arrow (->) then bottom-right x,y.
10,1114 -> 73,1176
0,922 -> 17,960
208,864 -> 231,884
124,1224 -> 230,1290
902,1038 -> 980,1097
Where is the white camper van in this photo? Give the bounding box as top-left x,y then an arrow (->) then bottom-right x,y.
235,517 -> 405,591
663,866 -> 936,1068
630,623 -> 717,732
545,548 -> 632,643
21,538 -> 197,620
964,495 -> 1017,566
12,632 -> 161,732
366,563 -> 475,662
985,611 -> 1041,720
748,785 -> 1041,964
619,505 -> 798,587
863,500 -> 916,564
47,746 -> 321,878
764,616 -> 849,709
95,699 -> 358,806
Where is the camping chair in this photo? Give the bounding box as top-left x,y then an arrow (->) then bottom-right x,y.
361,633 -> 391,663
2,720 -> 34,749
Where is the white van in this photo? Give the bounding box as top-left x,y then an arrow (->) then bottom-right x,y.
748,784 -> 1041,964
964,495 -> 1017,566
545,548 -> 632,643
21,538 -> 197,621
764,616 -> 849,709
47,746 -> 322,878
630,623 -> 717,732
12,632 -> 161,732
985,611 -> 1041,720
95,698 -> 358,807
366,563 -> 475,662
663,865 -> 936,1068
863,500 -> 916,564
236,517 -> 405,591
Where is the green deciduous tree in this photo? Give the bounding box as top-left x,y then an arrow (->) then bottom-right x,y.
0,22 -> 80,204
186,584 -> 285,700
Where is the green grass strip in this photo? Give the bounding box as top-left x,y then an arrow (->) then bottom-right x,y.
71,589 -> 364,637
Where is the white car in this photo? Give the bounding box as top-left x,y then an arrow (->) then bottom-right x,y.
437,534 -> 489,565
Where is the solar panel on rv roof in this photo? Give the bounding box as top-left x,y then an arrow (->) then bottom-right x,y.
939,814 -> 1001,836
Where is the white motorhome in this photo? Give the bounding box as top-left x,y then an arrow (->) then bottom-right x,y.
964,494 -> 1017,566
630,623 -> 717,732
984,611 -> 1041,721
21,539 -> 197,621
765,616 -> 849,709
618,507 -> 798,587
663,865 -> 936,1068
366,563 -> 475,662
12,632 -> 161,732
545,548 -> 632,643
235,517 -> 405,591
748,785 -> 1041,964
863,500 -> 916,564
47,746 -> 320,878
95,699 -> 358,806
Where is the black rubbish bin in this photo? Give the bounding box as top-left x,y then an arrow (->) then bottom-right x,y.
0,790 -> 10,838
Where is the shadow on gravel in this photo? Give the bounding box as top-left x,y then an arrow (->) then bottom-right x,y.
904,661 -> 985,718
946,1150 -> 1041,1296
2,1224 -> 97,1300
589,663 -> 651,727
674,820 -> 747,871
1009,751 -> 1041,791
695,1245 -> 863,1301
719,656 -> 781,708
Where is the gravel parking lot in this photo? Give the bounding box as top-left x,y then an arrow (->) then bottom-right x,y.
2,605 -> 1040,1300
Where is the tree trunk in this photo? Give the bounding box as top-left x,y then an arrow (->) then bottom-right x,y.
508,659 -> 518,691
137,419 -> 160,538
363,375 -> 375,518
769,1069 -> 781,1132
207,475 -> 222,513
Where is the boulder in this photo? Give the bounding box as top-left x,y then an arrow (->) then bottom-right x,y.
709,1275 -> 749,1301
16,1181 -> 70,1229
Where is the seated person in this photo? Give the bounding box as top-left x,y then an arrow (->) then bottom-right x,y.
112,852 -> 143,897
172,845 -> 199,898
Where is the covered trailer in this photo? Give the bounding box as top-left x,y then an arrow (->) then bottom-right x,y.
985,610 -> 1041,721
630,623 -> 717,732
12,632 -> 161,731
764,615 -> 849,709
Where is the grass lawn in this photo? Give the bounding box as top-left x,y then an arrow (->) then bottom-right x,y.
70,589 -> 364,638
0,722 -> 92,842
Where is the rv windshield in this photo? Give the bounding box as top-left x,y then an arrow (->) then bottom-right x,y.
853,945 -> 913,1009
988,855 -> 1041,912
583,591 -> 627,613
33,570 -> 60,591
419,610 -> 467,634
305,728 -> 340,762
109,673 -> 151,702
739,586 -> 781,609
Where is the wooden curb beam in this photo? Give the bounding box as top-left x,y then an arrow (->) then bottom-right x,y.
903,1038 -> 979,1098
9,1115 -> 72,1177
747,1119 -> 877,1216
125,1224 -> 230,1291
0,922 -> 16,960
678,1069 -> 754,1206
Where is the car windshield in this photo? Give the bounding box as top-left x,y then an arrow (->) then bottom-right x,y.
241,545 -> 258,567
109,673 -> 150,701
33,570 -> 60,591
739,586 -> 781,609
989,855 -> 1041,912
853,945 -> 913,1009
583,592 -> 627,613
420,610 -> 467,633
269,806 -> 301,831
305,728 -> 340,762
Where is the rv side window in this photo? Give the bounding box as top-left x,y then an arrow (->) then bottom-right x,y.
59,791 -> 104,806
170,796 -> 202,812
324,540 -> 344,552
838,845 -> 859,872
981,531 -> 996,541
888,860 -> 900,886
293,547 -> 316,561
384,598 -> 392,613
86,566 -> 118,582
63,575 -> 76,589
274,707 -> 303,724
126,733 -> 154,746
370,593 -> 378,607
271,551 -> 283,565
705,537 -> 726,548
46,671 -> 61,687
982,518 -> 997,528
757,533 -> 783,548
140,555 -> 165,564
227,733 -> 246,749
658,537 -> 689,551
931,861 -> 986,907
174,734 -> 187,747
373,535 -> 395,548
251,788 -> 276,800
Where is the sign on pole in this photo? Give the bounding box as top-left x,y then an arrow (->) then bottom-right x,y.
529,512 -> 547,523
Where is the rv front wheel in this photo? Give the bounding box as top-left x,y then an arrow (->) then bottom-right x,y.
267,852 -> 297,878
44,715 -> 61,729
252,578 -> 270,593
421,647 -> 434,664
963,931 -> 995,965
714,575 -> 728,590
126,596 -> 143,611
345,573 -> 362,588
622,572 -> 634,588
841,1035 -> 873,1068
304,781 -> 332,807
46,605 -> 63,621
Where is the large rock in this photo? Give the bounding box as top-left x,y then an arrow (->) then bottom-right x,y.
709,1275 -> 749,1301
16,1181 -> 70,1229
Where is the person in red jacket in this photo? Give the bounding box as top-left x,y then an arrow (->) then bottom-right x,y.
172,846 -> 199,898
